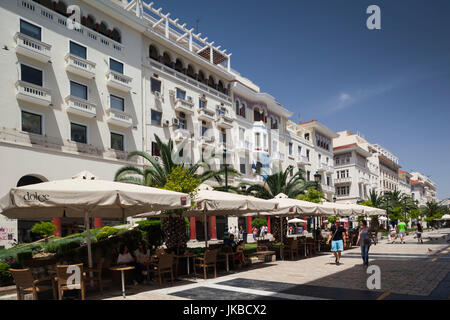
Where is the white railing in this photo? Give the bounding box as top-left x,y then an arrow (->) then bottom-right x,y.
198,107 -> 215,119
65,53 -> 96,75
106,70 -> 133,87
174,98 -> 194,111
0,127 -> 136,162
335,177 -> 352,184
20,0 -> 124,53
14,32 -> 51,59
239,140 -> 252,150
149,59 -> 231,103
107,108 -> 133,126
65,95 -> 96,116
15,80 -> 51,105
297,155 -> 310,164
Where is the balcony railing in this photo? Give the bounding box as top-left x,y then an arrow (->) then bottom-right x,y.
106,70 -> 132,92
174,128 -> 191,142
335,177 -> 352,184
65,95 -> 96,118
106,108 -> 133,127
321,184 -> 335,193
198,107 -> 215,121
216,114 -> 234,128
15,80 -> 51,106
297,155 -> 310,165
14,32 -> 51,63
0,127 -> 136,163
173,96 -> 195,114
65,53 -> 96,78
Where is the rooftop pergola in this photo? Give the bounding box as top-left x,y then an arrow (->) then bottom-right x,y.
125,0 -> 232,71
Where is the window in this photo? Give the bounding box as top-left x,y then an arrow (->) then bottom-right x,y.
199,98 -> 207,109
111,132 -> 124,151
110,95 -> 124,111
327,176 -> 331,186
304,133 -> 310,140
20,19 -> 41,41
71,123 -> 87,144
176,88 -> 186,100
306,149 -> 310,160
21,111 -> 42,135
21,64 -> 42,86
307,171 -> 311,181
336,185 -> 350,196
235,100 -> 240,115
151,110 -> 162,125
151,78 -> 161,93
289,143 -> 293,156
69,41 -> 87,60
151,142 -> 160,156
70,81 -> 88,100
239,157 -> 246,174
178,118 -> 187,130
110,58 -> 123,74
298,146 -> 302,155
200,125 -> 207,136
255,132 -> 261,148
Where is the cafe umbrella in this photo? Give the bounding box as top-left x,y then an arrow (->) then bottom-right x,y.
0,171 -> 191,272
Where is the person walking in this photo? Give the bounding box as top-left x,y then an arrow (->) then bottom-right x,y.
252,227 -> 258,241
415,222 -> 423,244
397,219 -> 407,244
356,220 -> 371,267
389,223 -> 397,244
326,219 -> 346,265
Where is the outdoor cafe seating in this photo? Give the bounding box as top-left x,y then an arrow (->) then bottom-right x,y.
55,263 -> 86,300
194,249 -> 218,279
10,268 -> 55,300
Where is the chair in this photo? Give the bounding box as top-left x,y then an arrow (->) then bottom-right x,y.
55,263 -> 86,300
194,249 -> 217,279
156,248 -> 167,257
10,268 -> 55,300
305,237 -> 316,256
86,258 -> 104,293
154,253 -> 174,285
282,239 -> 298,260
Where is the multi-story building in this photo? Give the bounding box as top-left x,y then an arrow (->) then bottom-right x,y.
410,172 -> 437,206
398,170 -> 412,196
0,0 -> 147,248
371,144 -> 402,194
333,131 -> 378,203
296,121 -> 338,201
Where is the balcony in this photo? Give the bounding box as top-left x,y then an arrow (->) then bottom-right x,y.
198,107 -> 215,122
173,97 -> 195,115
297,155 -> 310,166
106,108 -> 133,127
65,54 -> 96,79
106,70 -> 132,92
335,177 -> 352,184
199,135 -> 215,146
16,81 -> 51,106
65,96 -> 96,118
14,33 -> 51,63
174,128 -> 192,142
254,146 -> 269,153
321,184 -> 335,193
216,114 -> 234,129
272,152 -> 286,161
360,177 -> 370,184
318,162 -> 328,172
239,140 -> 252,151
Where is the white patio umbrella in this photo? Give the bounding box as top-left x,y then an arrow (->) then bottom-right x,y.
137,184 -> 278,247
0,171 -> 191,270
288,218 -> 306,224
436,214 -> 450,221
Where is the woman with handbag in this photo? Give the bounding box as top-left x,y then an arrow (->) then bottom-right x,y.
356,220 -> 371,267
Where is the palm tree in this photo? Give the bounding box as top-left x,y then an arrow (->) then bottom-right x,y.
241,166 -> 317,200
368,190 -> 384,208
114,134 -> 239,251
421,201 -> 443,228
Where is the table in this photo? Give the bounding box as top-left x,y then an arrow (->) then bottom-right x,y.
249,251 -> 276,263
174,253 -> 197,276
109,265 -> 135,298
218,252 -> 235,272
143,257 -> 159,281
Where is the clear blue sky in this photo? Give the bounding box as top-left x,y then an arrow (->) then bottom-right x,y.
147,0 -> 450,200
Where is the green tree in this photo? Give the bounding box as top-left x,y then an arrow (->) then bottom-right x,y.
251,218 -> 268,229
368,190 -> 384,208
296,188 -> 325,203
242,166 -> 317,200
359,200 -> 374,207
31,221 -> 56,241
421,201 -> 443,228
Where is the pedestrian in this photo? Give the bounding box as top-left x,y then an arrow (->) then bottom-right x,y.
415,222 -> 423,244
397,219 -> 407,244
239,225 -> 244,242
228,226 -> 234,238
252,227 -> 258,241
356,220 -> 371,267
326,219 -> 346,265
389,223 -> 397,244
234,226 -> 239,240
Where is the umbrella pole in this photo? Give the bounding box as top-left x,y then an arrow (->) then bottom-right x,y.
280,217 -> 283,260
204,213 -> 208,249
84,211 -> 94,287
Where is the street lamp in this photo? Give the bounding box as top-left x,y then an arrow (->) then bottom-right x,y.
333,196 -> 337,203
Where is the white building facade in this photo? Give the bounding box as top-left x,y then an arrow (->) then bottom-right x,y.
410,172 -> 437,206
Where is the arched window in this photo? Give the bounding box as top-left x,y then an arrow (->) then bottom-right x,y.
208,75 -> 216,89
149,45 -> 159,60
162,52 -> 172,67
198,70 -> 206,84
187,65 -> 196,79
174,58 -> 183,73
86,15 -> 96,29
55,1 -> 67,16
217,80 -> 225,93
99,21 -> 109,36
111,28 -> 121,43
254,107 -> 261,122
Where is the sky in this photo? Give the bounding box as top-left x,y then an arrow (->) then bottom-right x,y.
145,0 -> 450,200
